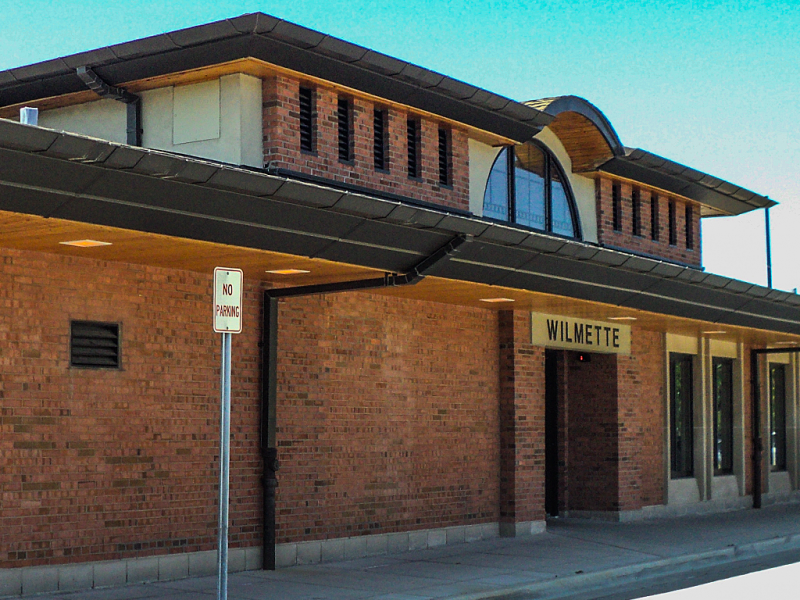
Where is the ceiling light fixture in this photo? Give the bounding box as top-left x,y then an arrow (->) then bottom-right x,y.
702,330 -> 727,335
59,239 -> 112,247
607,316 -> 637,321
266,269 -> 311,275
479,297 -> 515,303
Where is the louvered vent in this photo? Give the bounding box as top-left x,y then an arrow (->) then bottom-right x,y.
338,97 -> 351,161
299,86 -> 314,152
438,127 -> 450,186
70,321 -> 120,369
407,119 -> 419,178
374,109 -> 386,170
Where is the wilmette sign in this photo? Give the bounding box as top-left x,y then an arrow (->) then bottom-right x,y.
531,312 -> 631,355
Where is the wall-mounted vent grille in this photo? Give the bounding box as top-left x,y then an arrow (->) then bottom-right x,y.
374,109 -> 387,170
685,204 -> 694,249
651,194 -> 660,241
612,183 -> 622,231
338,97 -> 352,161
299,86 -> 314,153
438,127 -> 450,186
668,200 -> 677,246
632,188 -> 641,236
407,118 -> 419,178
70,321 -> 120,369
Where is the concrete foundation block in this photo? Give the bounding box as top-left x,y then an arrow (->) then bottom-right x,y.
244,546 -> 263,571
0,568 -> 22,597
386,532 -> 409,554
58,563 -> 93,592
427,529 -> 447,547
188,550 -> 216,577
227,548 -> 246,573
21,566 -> 58,595
446,526 -> 465,545
275,544 -> 297,568
408,530 -> 428,551
127,556 -> 159,584
93,560 -> 127,588
343,536 -> 366,560
159,553 -> 189,580
366,534 -> 388,556
320,538 -> 345,563
296,541 -> 321,565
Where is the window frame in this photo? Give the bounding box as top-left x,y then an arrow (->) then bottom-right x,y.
685,204 -> 694,250
668,199 -> 677,246
612,182 -> 622,232
650,193 -> 660,241
373,107 -> 388,171
769,363 -> 788,472
407,118 -> 420,179
482,141 -> 582,240
632,187 -> 642,237
670,352 -> 694,479
712,357 -> 734,476
438,127 -> 451,187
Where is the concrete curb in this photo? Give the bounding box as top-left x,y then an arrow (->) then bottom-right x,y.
446,533 -> 800,600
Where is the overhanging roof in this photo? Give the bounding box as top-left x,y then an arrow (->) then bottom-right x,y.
1,118 -> 798,336
597,148 -> 776,216
0,13 -> 550,143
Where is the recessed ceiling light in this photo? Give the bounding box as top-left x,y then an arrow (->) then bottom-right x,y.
59,239 -> 112,247
266,269 -> 311,275
607,316 -> 637,321
479,297 -> 515,303
702,330 -> 727,335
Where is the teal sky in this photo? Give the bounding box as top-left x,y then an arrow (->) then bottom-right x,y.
1,0 -> 798,291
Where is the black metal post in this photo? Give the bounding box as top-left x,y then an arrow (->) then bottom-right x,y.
765,207 -> 773,289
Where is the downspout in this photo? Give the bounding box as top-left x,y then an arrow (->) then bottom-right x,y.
260,234 -> 469,569
76,66 -> 142,146
750,346 -> 800,509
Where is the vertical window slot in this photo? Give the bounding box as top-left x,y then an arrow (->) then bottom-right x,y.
299,86 -> 315,153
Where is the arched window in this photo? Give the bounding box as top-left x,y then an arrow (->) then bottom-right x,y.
483,142 -> 581,239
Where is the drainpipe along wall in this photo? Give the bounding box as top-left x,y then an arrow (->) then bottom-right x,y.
259,235 -> 468,569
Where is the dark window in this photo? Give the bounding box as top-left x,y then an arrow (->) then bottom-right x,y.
670,353 -> 694,478
482,142 -> 580,238
337,97 -> 352,162
651,194 -> 660,241
407,118 -> 420,178
438,127 -> 451,186
374,108 -> 387,171
668,200 -> 677,245
632,188 -> 641,236
685,204 -> 694,249
70,321 -> 120,369
298,86 -> 315,153
770,363 -> 787,472
713,358 -> 734,476
612,183 -> 622,231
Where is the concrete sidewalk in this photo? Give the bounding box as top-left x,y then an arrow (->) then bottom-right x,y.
13,502 -> 800,600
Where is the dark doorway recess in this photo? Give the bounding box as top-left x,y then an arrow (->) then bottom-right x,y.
545,349 -> 559,517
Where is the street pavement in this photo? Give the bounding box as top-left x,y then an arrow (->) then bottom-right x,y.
12,502 -> 800,600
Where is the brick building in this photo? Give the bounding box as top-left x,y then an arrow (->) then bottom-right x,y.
1,13 -> 799,596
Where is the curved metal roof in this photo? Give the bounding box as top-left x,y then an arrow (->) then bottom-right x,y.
526,95 -> 624,156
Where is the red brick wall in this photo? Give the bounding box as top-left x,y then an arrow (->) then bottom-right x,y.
498,311 -> 546,525
274,293 -> 500,542
617,328 -> 665,509
595,178 -> 701,267
0,249 -> 263,569
262,75 -> 470,212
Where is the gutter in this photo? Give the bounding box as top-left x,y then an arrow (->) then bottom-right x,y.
259,234 -> 468,569
76,66 -> 142,146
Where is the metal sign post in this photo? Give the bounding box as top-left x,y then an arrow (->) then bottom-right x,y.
212,268 -> 243,600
